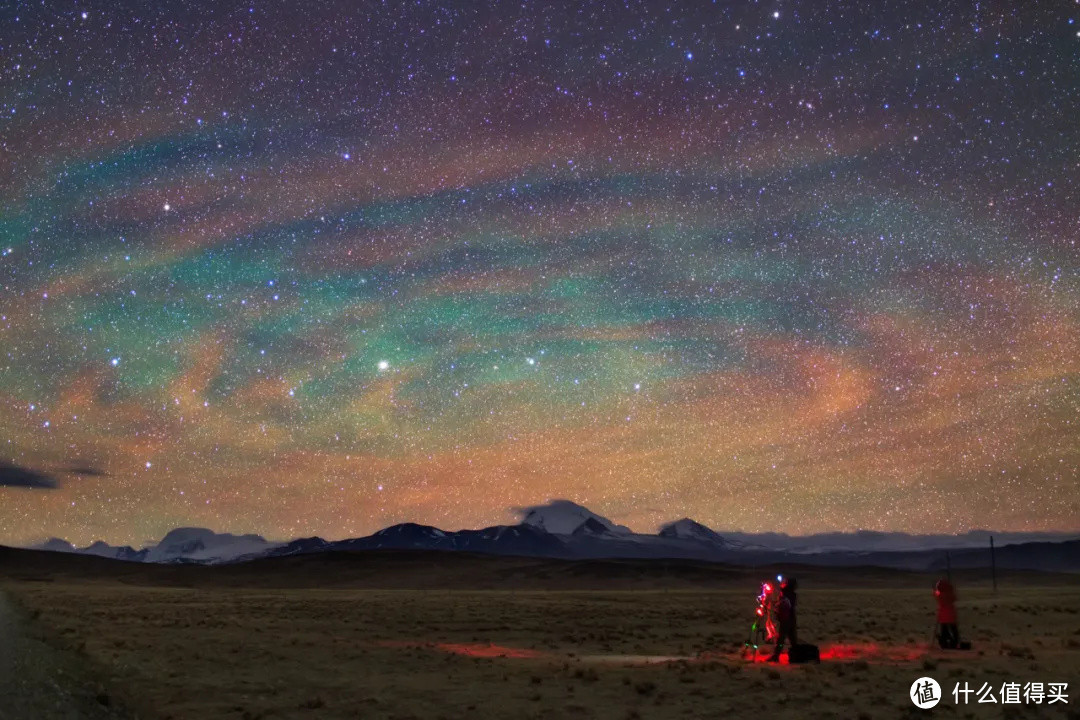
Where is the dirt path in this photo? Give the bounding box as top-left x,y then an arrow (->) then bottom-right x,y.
0,589 -> 128,720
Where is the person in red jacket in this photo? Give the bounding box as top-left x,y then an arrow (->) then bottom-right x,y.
934,578 -> 959,649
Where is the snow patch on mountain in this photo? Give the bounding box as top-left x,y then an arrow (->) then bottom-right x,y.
367,523 -> 449,549
571,517 -> 616,537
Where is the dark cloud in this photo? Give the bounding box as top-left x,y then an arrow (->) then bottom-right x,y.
0,461 -> 58,489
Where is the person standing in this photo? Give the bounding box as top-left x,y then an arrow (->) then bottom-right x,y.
768,577 -> 798,662
934,578 -> 959,649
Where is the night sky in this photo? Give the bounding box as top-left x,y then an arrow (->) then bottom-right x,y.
2,0 -> 1078,547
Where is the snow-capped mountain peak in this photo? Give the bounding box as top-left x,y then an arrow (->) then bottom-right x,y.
80,540 -> 147,562
38,537 -> 76,553
518,500 -> 633,536
658,518 -> 730,546
144,527 -> 278,563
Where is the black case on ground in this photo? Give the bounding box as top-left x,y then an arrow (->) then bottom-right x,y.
788,643 -> 820,663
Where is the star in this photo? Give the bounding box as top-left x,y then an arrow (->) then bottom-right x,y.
0,0 -> 1074,546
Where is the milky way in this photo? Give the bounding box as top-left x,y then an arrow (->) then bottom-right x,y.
1,0 -> 1078,545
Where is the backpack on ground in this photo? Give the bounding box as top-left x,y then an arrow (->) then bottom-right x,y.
788,643 -> 820,664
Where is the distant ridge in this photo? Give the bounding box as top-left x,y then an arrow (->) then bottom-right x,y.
35,527 -> 279,565
25,500 -> 1080,572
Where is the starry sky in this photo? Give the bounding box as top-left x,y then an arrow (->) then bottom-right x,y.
1,0 -> 1079,547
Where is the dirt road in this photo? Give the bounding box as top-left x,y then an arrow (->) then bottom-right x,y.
0,590 -> 127,720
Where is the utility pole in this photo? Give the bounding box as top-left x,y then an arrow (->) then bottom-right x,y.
990,535 -> 997,593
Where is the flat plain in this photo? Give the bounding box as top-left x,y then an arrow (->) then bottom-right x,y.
1,549 -> 1077,720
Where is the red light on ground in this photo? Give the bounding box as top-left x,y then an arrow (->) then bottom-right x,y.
376,640 -> 547,659
435,643 -> 547,659
750,651 -> 789,665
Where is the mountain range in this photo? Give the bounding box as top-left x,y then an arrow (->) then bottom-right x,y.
29,501 -> 1080,572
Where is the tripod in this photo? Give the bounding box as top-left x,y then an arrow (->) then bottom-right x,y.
743,616 -> 772,660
